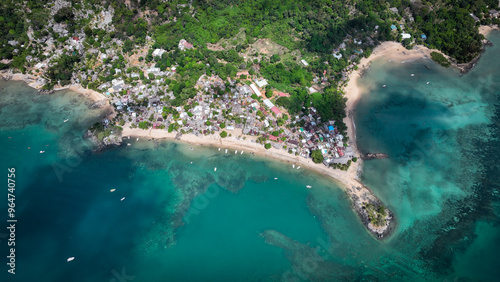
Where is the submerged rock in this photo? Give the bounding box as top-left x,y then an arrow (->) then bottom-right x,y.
260,230 -> 356,280
361,153 -> 389,160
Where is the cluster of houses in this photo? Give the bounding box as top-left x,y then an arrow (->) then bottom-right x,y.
102,59 -> 355,167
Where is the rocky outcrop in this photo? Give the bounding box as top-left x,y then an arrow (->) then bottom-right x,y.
38,89 -> 54,95
84,129 -> 122,152
88,100 -> 106,109
456,39 -> 493,74
360,153 -> 388,160
347,184 -> 394,239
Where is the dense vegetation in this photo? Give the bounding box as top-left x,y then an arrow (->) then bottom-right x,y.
430,52 -> 451,68
363,203 -> 388,227
0,0 -> 499,133
46,54 -> 80,87
311,150 -> 324,163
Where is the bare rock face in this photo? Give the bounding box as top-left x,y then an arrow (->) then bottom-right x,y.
361,153 -> 389,160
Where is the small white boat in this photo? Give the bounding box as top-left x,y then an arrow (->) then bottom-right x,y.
297,166 -> 301,169
411,74 -> 415,77
67,257 -> 75,262
426,82 -> 430,84
40,151 -> 45,154
235,150 -> 237,154
127,143 -> 131,146
63,119 -> 69,123
240,151 -> 244,154
225,149 -> 228,153
306,185 -> 312,189
214,167 -> 217,172
110,189 -> 116,192
274,177 -> 278,180
120,197 -> 125,201
136,138 -> 139,141
382,85 -> 386,88
292,164 -> 295,168
218,148 -> 221,151
190,161 -> 193,164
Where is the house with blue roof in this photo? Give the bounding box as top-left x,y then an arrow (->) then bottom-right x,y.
421,34 -> 427,40
390,24 -> 397,31
328,125 -> 335,131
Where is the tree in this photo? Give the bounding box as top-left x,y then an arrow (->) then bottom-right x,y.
311,150 -> 324,163
54,7 -> 74,23
265,143 -> 272,149
270,54 -> 281,63
122,39 -> 134,54
265,88 -> 273,98
220,131 -> 228,138
138,121 -> 150,130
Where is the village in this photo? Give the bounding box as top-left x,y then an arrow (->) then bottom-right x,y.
102,47 -> 356,170
6,1 -> 498,172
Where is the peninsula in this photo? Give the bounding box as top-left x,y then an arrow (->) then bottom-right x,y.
1,0 -> 498,238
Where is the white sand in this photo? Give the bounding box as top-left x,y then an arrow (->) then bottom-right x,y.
121,41 -> 446,197
122,127 -> 363,193
479,25 -> 500,36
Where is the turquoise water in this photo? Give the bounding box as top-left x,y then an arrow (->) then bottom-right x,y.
354,31 -> 500,280
0,32 -> 499,281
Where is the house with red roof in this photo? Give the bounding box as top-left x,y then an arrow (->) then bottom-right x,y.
271,106 -> 281,116
268,135 -> 278,141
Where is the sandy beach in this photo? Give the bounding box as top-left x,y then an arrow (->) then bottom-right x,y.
121,40 -> 444,201
122,126 -> 363,191
1,70 -> 115,118
5,28 -> 497,236
342,41 -> 438,148
0,71 -> 108,104
479,25 -> 500,36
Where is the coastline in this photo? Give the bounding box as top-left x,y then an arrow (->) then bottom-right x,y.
119,41 -> 446,239
479,25 -> 500,36
0,70 -> 115,118
4,25 -> 497,239
122,127 -> 363,191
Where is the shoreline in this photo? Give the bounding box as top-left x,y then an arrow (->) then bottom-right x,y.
119,41 -> 446,239
479,25 -> 500,36
4,25 -> 497,239
0,70 -> 115,118
122,127 -> 364,191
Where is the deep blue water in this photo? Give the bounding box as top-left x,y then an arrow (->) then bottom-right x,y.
0,31 -> 499,281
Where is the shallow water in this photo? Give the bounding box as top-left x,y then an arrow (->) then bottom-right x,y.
355,31 -> 500,280
0,32 -> 499,281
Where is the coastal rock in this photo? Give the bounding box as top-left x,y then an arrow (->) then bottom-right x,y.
457,39 -> 493,74
0,73 -> 12,81
348,185 -> 394,239
360,153 -> 388,160
38,89 -> 55,95
88,100 -> 106,109
84,129 -> 122,151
